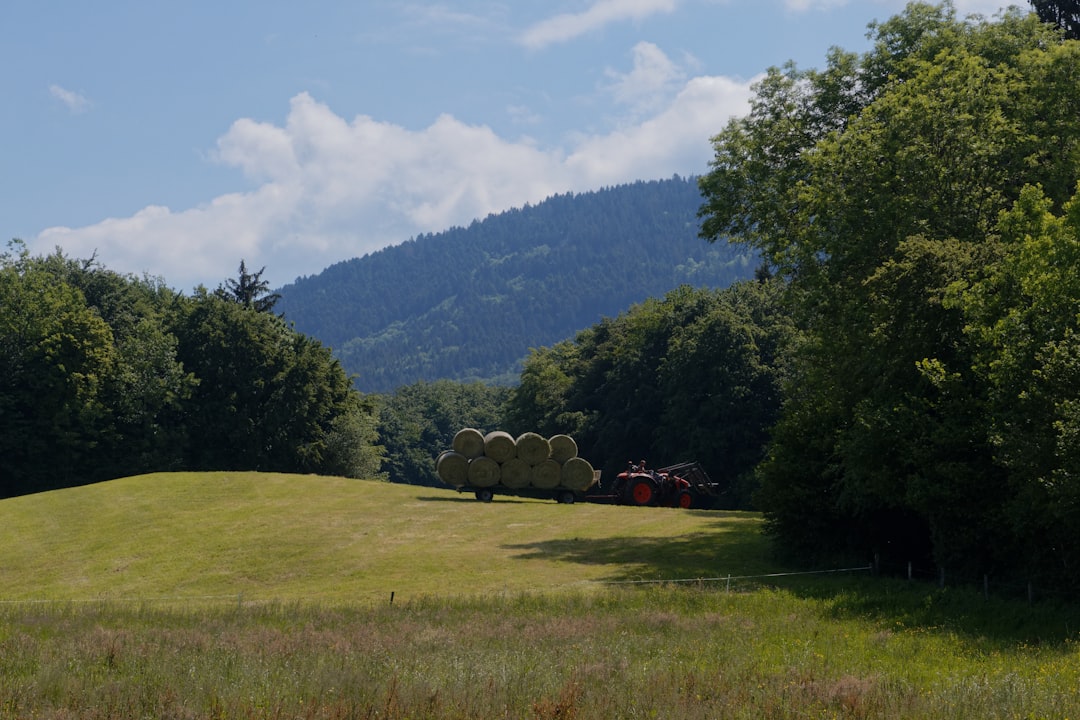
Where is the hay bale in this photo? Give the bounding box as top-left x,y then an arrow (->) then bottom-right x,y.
548,434 -> 578,464
483,430 -> 517,463
530,459 -> 561,489
436,451 -> 469,487
468,456 -> 501,488
516,432 -> 551,465
500,457 -> 530,489
561,457 -> 597,491
452,428 -> 486,459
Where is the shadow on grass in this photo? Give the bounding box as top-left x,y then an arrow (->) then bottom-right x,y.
502,516 -> 777,583
415,495 -> 533,504
773,572 -> 1080,650
505,515 -> 1080,649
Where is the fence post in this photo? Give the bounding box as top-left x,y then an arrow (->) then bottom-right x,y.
908,561 -> 913,582
939,567 -> 946,589
726,574 -> 731,593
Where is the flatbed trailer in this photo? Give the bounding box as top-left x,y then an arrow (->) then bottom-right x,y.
457,470 -> 602,503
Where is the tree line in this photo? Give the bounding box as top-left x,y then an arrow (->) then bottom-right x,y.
695,1 -> 1080,592
0,248 -> 381,498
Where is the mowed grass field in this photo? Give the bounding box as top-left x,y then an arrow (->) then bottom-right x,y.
0,472 -> 770,604
3,473 -> 1080,719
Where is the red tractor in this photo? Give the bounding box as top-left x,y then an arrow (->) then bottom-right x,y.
607,460 -> 716,508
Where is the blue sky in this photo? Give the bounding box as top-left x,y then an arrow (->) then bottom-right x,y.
4,0 -> 1014,290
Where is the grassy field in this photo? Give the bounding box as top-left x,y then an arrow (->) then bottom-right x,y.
2,473 -> 1080,719
0,472 -> 771,603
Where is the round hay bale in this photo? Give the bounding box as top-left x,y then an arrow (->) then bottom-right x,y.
561,457 -> 597,491
452,428 -> 486,459
530,459 -> 561,489
483,430 -> 517,463
500,457 -> 530,489
468,456 -> 501,488
548,434 -> 578,464
436,451 -> 469,487
516,432 -> 551,465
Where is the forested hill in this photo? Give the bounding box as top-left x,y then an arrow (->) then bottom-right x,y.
276,176 -> 757,393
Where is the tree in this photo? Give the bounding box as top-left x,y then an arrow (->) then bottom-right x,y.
169,291 -> 380,478
505,283 -> 791,507
699,2 -> 1080,579
216,260 -> 281,313
0,246 -> 117,495
1030,0 -> 1080,38
952,184 -> 1080,587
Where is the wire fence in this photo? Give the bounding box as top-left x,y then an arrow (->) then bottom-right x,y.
0,561 -> 1071,607
601,565 -> 875,589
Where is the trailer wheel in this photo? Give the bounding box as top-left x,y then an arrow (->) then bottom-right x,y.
557,490 -> 576,504
475,489 -> 494,503
677,491 -> 693,509
628,477 -> 656,506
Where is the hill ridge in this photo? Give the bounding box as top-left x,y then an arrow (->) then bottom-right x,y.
0,471 -> 766,603
276,176 -> 756,392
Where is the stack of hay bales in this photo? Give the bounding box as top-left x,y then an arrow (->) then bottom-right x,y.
435,428 -> 598,494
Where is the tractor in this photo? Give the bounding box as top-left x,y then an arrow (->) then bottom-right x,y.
604,460 -> 718,508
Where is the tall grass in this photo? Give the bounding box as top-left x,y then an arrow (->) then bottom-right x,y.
3,578 -> 1079,719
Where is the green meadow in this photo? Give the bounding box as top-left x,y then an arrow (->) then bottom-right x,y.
2,473 -> 1079,719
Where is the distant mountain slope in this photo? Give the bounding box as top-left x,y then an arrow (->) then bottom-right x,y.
276,176 -> 757,393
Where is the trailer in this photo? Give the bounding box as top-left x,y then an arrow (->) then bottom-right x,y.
458,470 -> 601,504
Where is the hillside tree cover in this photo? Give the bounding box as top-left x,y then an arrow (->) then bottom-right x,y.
276,177 -> 757,393
699,2 -> 1080,589
0,243 -> 381,498
504,281 -> 794,508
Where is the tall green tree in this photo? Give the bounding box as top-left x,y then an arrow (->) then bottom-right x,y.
0,245 -> 116,495
699,2 -> 1080,578
216,260 -> 281,313
170,291 -> 379,477
953,184 -> 1080,586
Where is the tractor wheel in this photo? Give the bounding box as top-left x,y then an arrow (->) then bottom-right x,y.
475,488 -> 494,503
557,490 -> 576,504
627,477 -> 656,506
677,491 -> 693,509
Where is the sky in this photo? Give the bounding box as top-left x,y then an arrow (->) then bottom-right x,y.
3,0 -> 1018,291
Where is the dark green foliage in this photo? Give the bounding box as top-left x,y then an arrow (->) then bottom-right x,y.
1031,0 -> 1080,38
215,260 -> 281,313
377,380 -> 510,487
699,1 -> 1080,592
170,292 -> 379,477
504,281 -> 792,508
276,177 -> 757,393
0,243 -> 381,498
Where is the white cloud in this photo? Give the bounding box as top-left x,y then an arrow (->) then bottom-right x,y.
35,78 -> 753,290
519,0 -> 679,49
49,84 -> 90,114
604,41 -> 687,116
